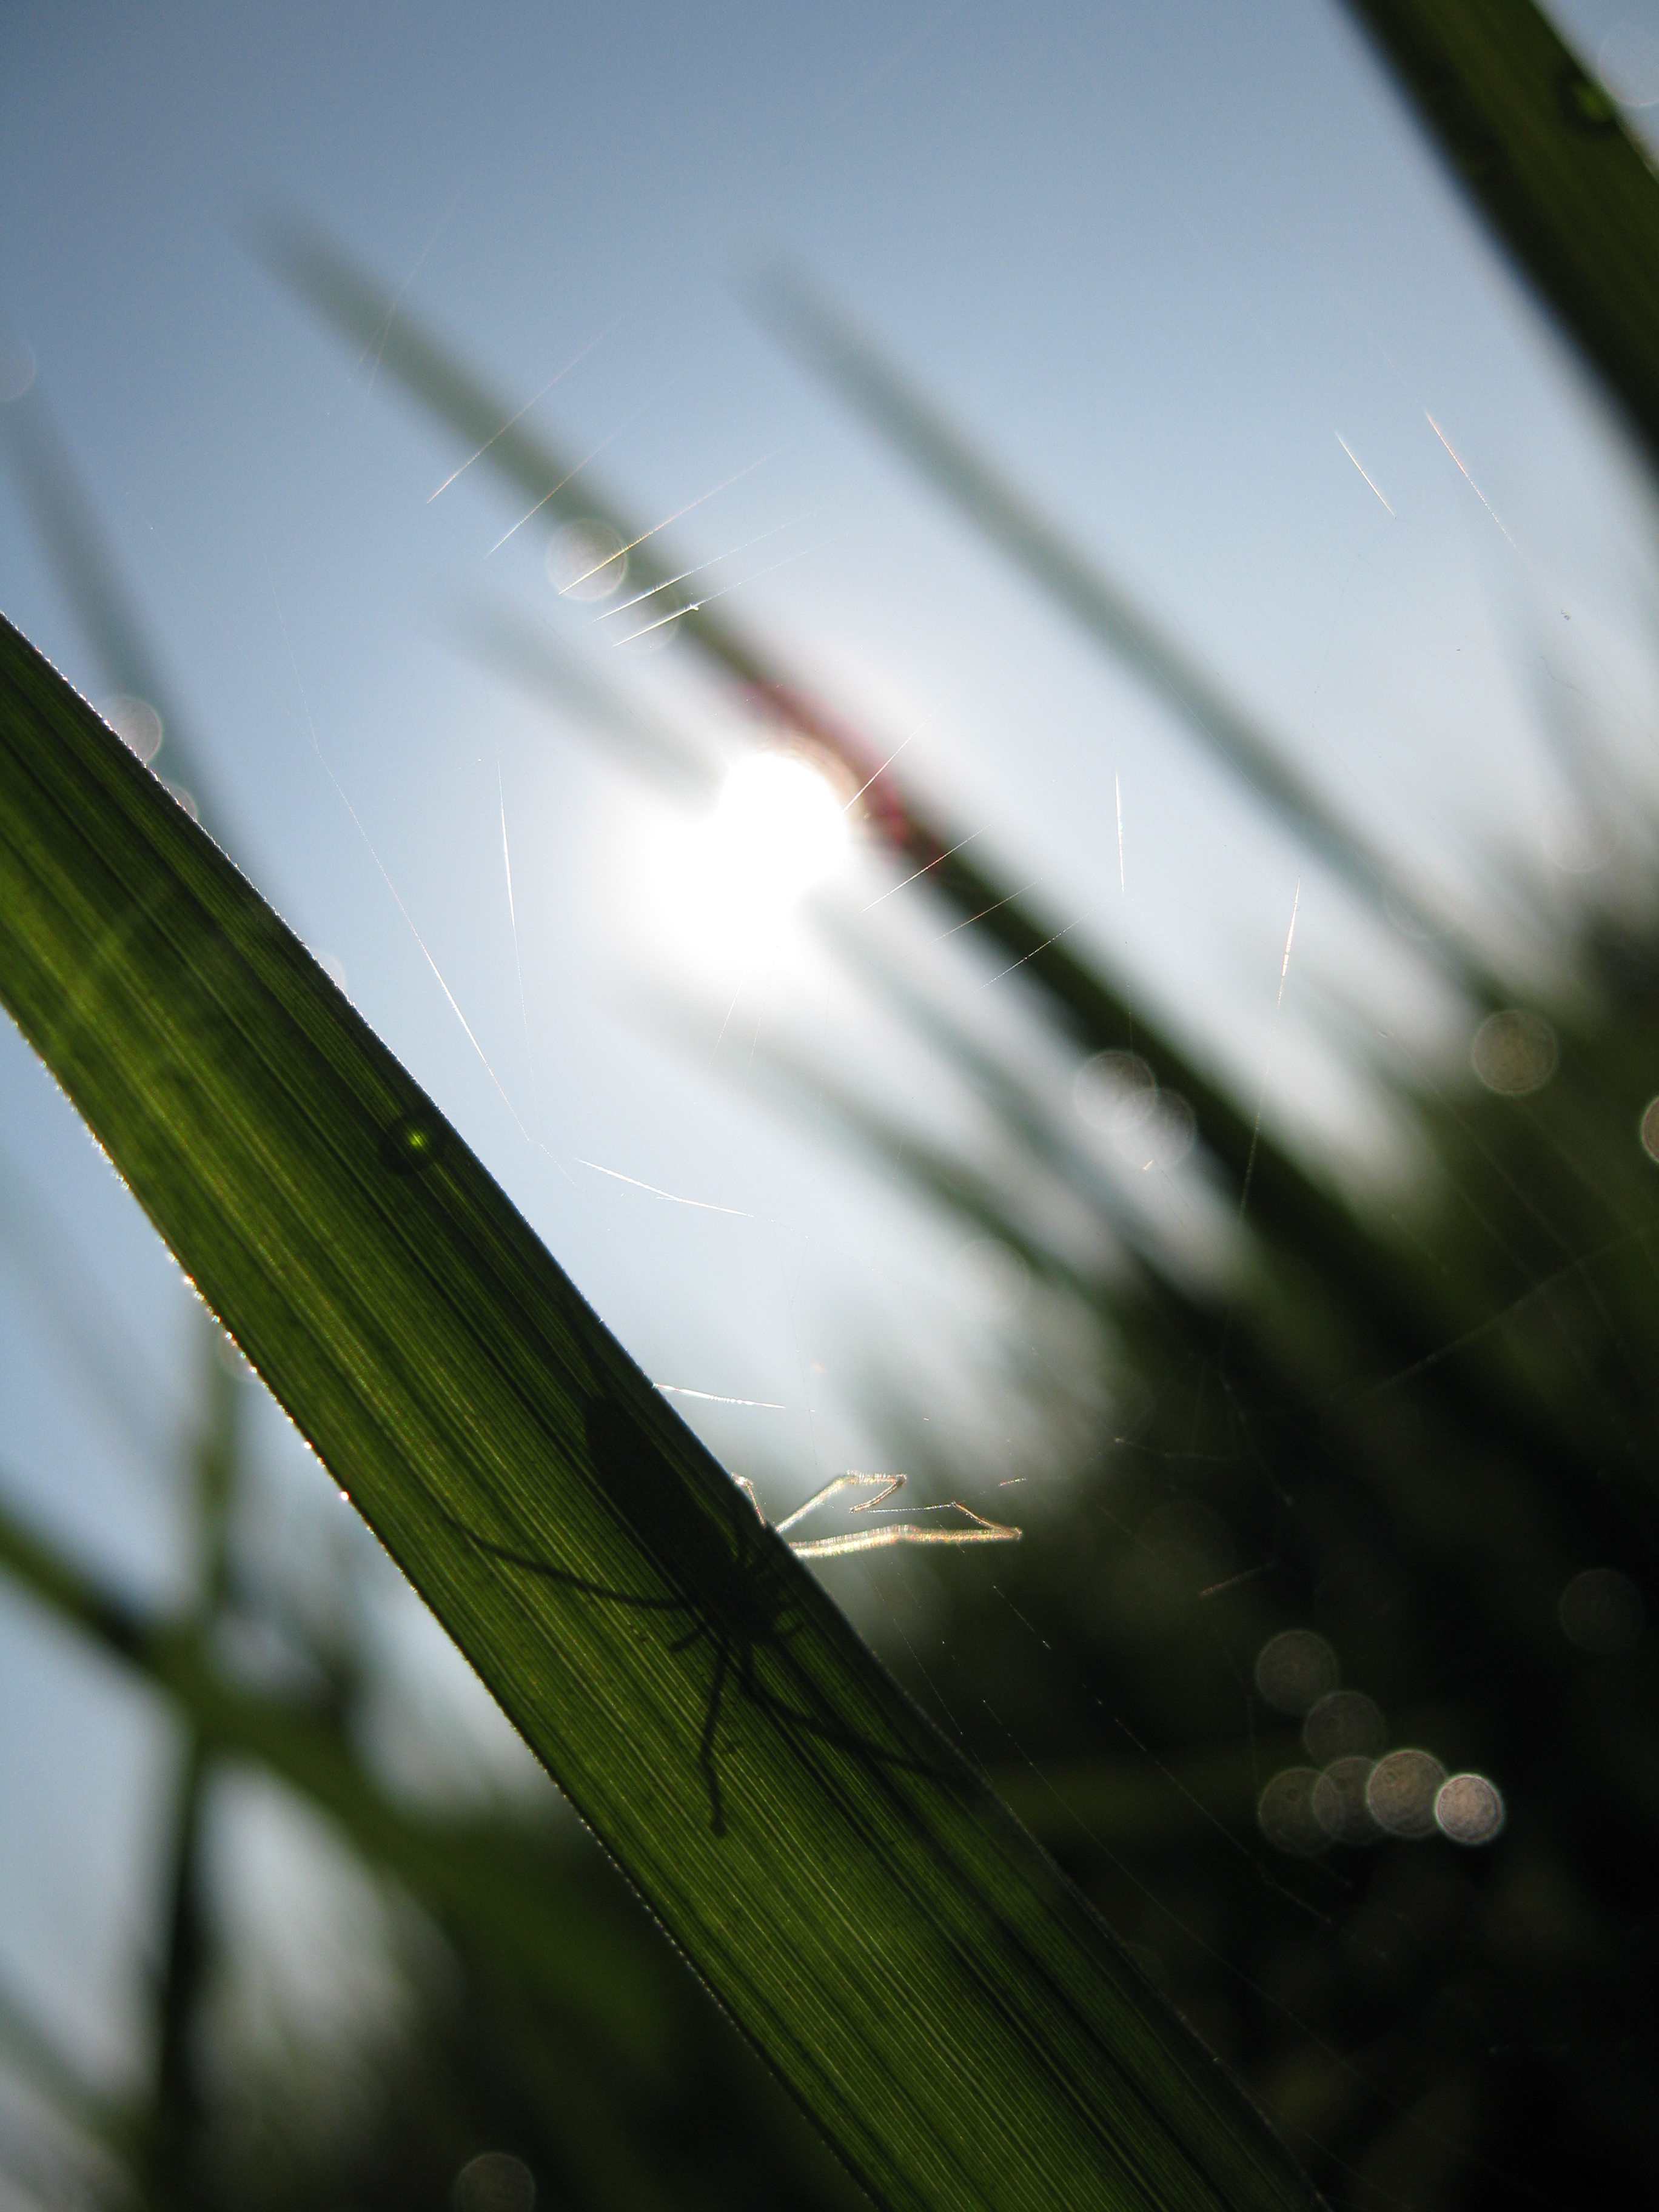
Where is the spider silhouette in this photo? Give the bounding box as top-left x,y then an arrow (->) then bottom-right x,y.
447,1396 -> 1019,1833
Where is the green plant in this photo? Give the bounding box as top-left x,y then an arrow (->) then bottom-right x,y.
0,613 -> 1318,2209
4,4 -> 1658,2204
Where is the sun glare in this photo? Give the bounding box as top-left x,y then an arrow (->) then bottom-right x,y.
646,750 -> 850,970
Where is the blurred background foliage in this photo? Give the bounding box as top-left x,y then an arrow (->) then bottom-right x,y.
3,1 -> 1659,2207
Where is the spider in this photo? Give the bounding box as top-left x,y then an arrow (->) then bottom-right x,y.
446,1396 -> 1020,1833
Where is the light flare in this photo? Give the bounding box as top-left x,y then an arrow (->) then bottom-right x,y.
1424,411 -> 1518,549
646,749 -> 850,970
1335,432 -> 1394,516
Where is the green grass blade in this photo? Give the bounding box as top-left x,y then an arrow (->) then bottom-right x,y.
0,1482 -> 669,2063
144,1314 -> 245,2200
1344,0 -> 1659,464
0,1481 -> 870,2210
0,612 -> 1319,2211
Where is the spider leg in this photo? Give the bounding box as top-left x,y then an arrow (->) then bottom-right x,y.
737,1664 -> 942,1786
730,1473 -> 767,1524
763,1687 -> 940,1783
788,1503 -> 1022,1561
435,1505 -> 688,1611
772,1469 -> 907,1537
669,1618 -> 711,1655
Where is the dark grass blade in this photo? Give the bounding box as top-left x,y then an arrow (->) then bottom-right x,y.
1343,1 -> 1659,470
0,612 -> 1320,2211
142,1317 -> 236,2200
748,267 -> 1464,956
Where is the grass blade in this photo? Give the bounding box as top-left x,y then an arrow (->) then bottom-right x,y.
0,378 -> 232,840
749,267 -> 1451,948
1344,0 -> 1659,464
0,612 -> 1319,2210
0,1480 -> 873,2209
260,218 -> 1479,1406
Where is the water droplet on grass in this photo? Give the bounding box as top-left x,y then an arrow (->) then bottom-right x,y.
98,694 -> 164,765
1560,64 -> 1620,130
216,1333 -> 255,1382
311,948 -> 350,996
381,1109 -> 450,1175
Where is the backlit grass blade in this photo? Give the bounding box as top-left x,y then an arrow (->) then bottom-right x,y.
1343,0 -> 1659,465
0,611 -> 1319,2211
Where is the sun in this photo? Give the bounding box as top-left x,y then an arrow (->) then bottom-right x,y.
645,749 -> 851,971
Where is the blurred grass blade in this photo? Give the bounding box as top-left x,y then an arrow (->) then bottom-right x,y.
0,1481 -> 868,2211
266,219 -> 1623,1595
255,211 -> 789,703
0,1134 -> 175,1462
750,266 -> 1450,947
1344,0 -> 1659,467
0,613 -> 1318,2212
0,373 -> 231,841
259,218 -> 1455,1355
0,1481 -> 669,2063
461,600 -> 719,797
0,1959 -> 109,2133
145,1312 -> 243,2200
